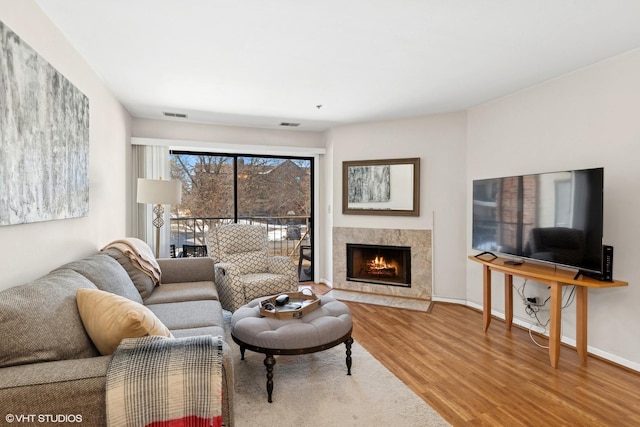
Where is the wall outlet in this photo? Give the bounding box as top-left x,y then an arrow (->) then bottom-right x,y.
526,297 -> 539,305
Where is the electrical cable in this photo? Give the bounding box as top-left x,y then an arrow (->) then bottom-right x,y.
515,278 -> 552,348
562,285 -> 576,308
514,278 -> 576,349
528,324 -> 550,349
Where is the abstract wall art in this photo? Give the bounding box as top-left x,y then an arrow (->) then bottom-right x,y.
347,164 -> 391,204
0,20 -> 89,226
342,158 -> 420,216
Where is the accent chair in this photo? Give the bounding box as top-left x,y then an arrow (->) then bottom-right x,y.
206,223 -> 299,312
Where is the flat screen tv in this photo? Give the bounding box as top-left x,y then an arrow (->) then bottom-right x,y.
472,167 -> 604,276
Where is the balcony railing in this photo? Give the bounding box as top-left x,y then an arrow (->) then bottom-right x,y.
169,216 -> 310,261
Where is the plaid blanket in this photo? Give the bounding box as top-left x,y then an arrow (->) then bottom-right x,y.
106,335 -> 223,427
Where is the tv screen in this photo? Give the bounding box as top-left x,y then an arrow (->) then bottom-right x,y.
472,167 -> 604,274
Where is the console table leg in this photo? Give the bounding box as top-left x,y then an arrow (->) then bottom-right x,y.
505,274 -> 513,330
483,265 -> 492,331
264,354 -> 276,403
344,336 -> 353,375
549,282 -> 562,368
576,286 -> 588,363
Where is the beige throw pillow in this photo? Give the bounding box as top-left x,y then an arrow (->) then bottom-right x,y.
76,288 -> 173,355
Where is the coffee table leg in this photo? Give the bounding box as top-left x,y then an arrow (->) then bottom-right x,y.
345,337 -> 353,375
264,354 -> 276,403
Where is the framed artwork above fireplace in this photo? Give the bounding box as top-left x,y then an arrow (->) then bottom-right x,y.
342,157 -> 420,216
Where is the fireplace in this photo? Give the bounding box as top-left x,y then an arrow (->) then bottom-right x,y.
346,243 -> 411,287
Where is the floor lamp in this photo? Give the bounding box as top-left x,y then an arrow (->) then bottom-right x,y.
137,178 -> 182,258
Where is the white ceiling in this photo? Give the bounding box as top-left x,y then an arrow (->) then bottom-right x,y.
35,0 -> 640,132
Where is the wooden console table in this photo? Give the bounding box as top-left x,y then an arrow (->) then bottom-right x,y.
469,255 -> 628,368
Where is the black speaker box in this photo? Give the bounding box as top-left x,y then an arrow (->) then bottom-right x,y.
602,245 -> 613,281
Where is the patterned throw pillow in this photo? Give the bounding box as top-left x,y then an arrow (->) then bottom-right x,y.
54,253 -> 143,304
0,270 -> 100,368
102,247 -> 156,300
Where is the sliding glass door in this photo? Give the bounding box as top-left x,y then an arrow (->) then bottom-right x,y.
170,151 -> 313,281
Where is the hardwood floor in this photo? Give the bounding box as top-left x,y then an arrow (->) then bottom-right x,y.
340,300 -> 640,426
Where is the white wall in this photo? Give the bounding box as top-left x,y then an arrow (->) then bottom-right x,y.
324,112 -> 468,299
467,48 -> 640,369
0,1 -> 132,291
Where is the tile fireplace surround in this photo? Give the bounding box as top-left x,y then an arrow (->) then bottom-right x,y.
332,227 -> 432,301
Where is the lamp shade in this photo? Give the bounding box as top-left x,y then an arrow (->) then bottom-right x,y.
137,178 -> 182,205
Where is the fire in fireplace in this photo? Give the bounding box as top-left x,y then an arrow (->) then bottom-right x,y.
346,243 -> 411,287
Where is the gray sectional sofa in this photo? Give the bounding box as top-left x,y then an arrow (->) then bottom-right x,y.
0,248 -> 234,426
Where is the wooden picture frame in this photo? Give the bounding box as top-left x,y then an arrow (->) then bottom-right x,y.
342,158 -> 420,216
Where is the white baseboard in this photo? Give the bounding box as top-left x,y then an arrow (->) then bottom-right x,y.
319,278 -> 333,288
432,296 -> 467,305
587,347 -> 640,372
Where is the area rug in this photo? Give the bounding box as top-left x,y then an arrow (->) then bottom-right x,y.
231,334 -> 449,426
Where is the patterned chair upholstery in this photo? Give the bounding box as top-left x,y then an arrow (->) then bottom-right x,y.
206,224 -> 299,312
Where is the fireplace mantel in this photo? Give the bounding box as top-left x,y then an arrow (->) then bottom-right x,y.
333,227 -> 432,300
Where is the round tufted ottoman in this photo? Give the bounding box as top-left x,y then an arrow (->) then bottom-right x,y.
230,294 -> 353,402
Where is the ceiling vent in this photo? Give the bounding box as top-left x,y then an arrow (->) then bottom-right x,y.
163,112 -> 188,118
280,122 -> 300,127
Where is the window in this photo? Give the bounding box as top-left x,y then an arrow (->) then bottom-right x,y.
169,152 -> 314,281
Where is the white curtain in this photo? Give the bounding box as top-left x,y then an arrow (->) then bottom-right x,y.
132,145 -> 173,258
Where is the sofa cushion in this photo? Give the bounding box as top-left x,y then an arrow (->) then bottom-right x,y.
146,300 -> 224,331
143,281 -> 218,305
102,247 -> 156,300
54,253 -> 143,304
171,325 -> 226,339
0,270 -> 100,368
157,257 -> 215,284
76,288 -> 173,355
